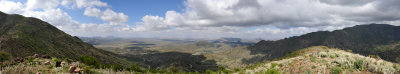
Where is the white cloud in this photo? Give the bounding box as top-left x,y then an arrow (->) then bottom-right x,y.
0,0 -> 24,14
84,7 -> 129,24
0,0 -> 132,37
3,0 -> 400,39
133,0 -> 400,39
61,0 -> 108,8
26,0 -> 59,9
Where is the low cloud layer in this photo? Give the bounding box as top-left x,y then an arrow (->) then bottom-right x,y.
1,0 -> 400,40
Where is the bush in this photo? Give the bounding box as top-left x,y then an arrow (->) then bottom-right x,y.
368,55 -> 381,59
394,65 -> 399,71
310,56 -> 317,62
271,63 -> 278,68
330,67 -> 342,74
111,64 -> 123,71
168,67 -> 180,73
305,69 -> 312,74
83,66 -> 95,74
205,69 -> 214,74
265,68 -> 280,74
354,60 -> 365,70
0,52 -> 10,62
312,65 -> 316,69
79,56 -> 99,68
234,68 -> 242,72
128,64 -> 143,72
345,49 -> 352,53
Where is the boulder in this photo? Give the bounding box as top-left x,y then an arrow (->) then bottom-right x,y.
44,61 -> 50,65
69,65 -> 76,73
41,55 -> 51,59
61,61 -> 66,67
33,54 -> 40,58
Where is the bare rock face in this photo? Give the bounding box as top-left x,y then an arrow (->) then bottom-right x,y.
69,64 -> 82,74
74,67 -> 81,73
14,57 -> 25,63
33,54 -> 39,58
41,55 -> 51,59
69,65 -> 76,73
61,61 -> 66,67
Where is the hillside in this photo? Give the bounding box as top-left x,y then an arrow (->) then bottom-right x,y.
0,11 -> 129,65
247,24 -> 400,63
237,46 -> 400,74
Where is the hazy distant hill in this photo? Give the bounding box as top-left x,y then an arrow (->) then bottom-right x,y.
247,24 -> 400,64
0,11 -> 128,65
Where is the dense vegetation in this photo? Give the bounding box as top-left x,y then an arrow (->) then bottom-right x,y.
247,24 -> 400,64
0,11 -> 129,66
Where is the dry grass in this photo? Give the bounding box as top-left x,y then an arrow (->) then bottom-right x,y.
238,46 -> 400,74
1,58 -> 134,74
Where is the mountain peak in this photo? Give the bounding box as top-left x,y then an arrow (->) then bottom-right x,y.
0,11 -> 128,65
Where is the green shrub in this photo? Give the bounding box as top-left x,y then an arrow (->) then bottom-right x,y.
128,64 -> 143,72
0,52 -> 10,62
111,64 -> 123,71
234,68 -> 242,72
99,64 -> 111,69
330,67 -> 342,74
265,68 -> 280,74
354,60 -> 364,70
83,66 -> 95,74
310,56 -> 317,62
27,57 -> 34,63
394,65 -> 399,70
79,56 -> 99,68
305,69 -> 312,74
396,57 -> 400,63
330,54 -> 338,58
345,49 -> 352,53
271,63 -> 278,68
368,55 -> 381,59
218,66 -> 226,71
312,65 -> 316,69
205,69 -> 214,74
168,67 -> 179,73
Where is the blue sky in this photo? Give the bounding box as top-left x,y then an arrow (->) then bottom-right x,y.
70,0 -> 185,26
1,0 -> 400,40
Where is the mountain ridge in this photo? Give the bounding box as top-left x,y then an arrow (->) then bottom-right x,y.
0,11 -> 129,65
247,24 -> 400,64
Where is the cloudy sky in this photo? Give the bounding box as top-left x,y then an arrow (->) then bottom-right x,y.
1,0 -> 400,40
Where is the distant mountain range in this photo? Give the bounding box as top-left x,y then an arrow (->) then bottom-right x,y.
0,11 -> 128,65
247,24 -> 400,64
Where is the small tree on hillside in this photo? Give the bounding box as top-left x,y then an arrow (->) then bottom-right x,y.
0,52 -> 10,62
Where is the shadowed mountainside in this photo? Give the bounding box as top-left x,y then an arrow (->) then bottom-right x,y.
247,24 -> 400,64
0,11 -> 129,65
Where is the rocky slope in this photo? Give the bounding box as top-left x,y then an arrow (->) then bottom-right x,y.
0,11 -> 129,65
238,46 -> 400,74
247,24 -> 400,63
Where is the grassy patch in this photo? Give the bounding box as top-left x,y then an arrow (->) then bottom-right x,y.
265,68 -> 280,74
312,65 -> 316,69
310,56 -> 317,62
305,69 -> 312,74
330,67 -> 342,74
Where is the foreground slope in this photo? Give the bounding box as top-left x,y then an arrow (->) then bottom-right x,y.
0,11 -> 128,65
239,46 -> 400,74
247,24 -> 400,63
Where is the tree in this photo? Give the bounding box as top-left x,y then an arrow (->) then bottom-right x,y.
0,52 -> 10,62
